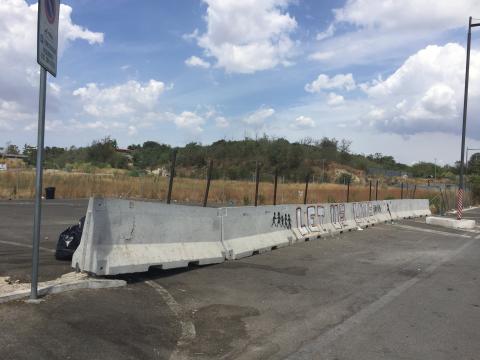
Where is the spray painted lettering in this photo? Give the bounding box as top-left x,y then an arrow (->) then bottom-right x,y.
271,211 -> 292,229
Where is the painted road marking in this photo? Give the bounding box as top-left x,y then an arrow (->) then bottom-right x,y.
392,224 -> 472,238
0,240 -> 55,253
286,238 -> 476,359
145,280 -> 196,360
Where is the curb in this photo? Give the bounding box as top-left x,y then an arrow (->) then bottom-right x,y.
0,276 -> 126,304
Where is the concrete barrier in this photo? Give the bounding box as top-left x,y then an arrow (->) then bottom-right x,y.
72,198 -> 431,275
220,205 -> 294,259
72,198 -> 226,275
426,216 -> 475,229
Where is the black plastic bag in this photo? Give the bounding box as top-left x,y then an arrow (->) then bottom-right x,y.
55,216 -> 85,261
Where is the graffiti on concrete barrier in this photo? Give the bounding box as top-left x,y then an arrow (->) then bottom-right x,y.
307,206 -> 316,227
353,202 -> 368,220
330,204 -> 346,229
295,207 -> 309,235
271,211 -> 292,229
339,204 -> 346,222
372,204 -> 382,214
317,206 -> 325,226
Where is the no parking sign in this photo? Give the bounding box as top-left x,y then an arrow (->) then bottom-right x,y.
37,0 -> 60,77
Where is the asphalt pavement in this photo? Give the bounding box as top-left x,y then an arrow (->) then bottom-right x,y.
0,200 -> 479,360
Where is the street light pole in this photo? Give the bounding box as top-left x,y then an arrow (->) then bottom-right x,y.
457,17 -> 480,220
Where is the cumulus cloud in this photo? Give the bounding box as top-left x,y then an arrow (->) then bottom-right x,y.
292,115 -> 315,129
311,0 -> 478,67
362,43 -> 480,136
73,80 -> 166,117
0,0 -> 103,130
191,0 -> 297,73
185,56 -> 211,69
215,116 -> 229,128
327,92 -> 345,106
333,0 -> 476,32
244,107 -> 275,125
169,111 -> 205,133
305,73 -> 356,93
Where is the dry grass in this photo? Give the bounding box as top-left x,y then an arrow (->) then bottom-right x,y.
0,170 -> 437,205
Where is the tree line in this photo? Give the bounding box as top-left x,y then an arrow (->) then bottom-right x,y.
6,136 -> 467,182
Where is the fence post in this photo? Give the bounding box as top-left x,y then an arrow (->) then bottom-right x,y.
346,179 -> 350,202
375,179 -> 379,201
400,182 -> 404,200
304,173 -> 310,204
369,180 -> 372,201
254,162 -> 260,206
166,149 -> 177,204
439,188 -> 446,215
273,168 -> 278,206
202,159 -> 213,207
413,185 -> 417,199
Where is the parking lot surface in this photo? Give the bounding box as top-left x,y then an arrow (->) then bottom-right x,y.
1,200 -> 479,359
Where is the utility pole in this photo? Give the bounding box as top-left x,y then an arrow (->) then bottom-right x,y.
457,17 -> 480,220
434,158 -> 437,181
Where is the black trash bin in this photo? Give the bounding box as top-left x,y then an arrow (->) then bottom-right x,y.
45,187 -> 56,200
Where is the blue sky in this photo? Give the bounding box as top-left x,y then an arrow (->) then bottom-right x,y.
1,0 -> 480,164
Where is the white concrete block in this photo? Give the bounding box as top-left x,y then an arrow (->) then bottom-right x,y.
426,216 -> 476,230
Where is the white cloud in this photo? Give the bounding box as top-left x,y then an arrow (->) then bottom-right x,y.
185,56 -> 211,69
327,92 -> 345,106
128,125 -> 138,136
169,111 -> 205,133
0,0 -> 103,130
361,43 -> 480,136
305,73 -> 356,93
334,0 -> 477,32
311,0 -> 478,67
292,115 -> 315,129
192,0 -> 297,73
316,24 -> 335,41
244,107 -> 275,125
308,51 -> 334,61
215,116 -> 229,128
73,80 -> 166,117
58,4 -> 104,47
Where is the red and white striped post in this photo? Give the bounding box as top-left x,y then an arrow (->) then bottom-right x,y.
457,188 -> 464,220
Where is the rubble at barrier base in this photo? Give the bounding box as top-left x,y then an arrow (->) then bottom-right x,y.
72,197 -> 431,276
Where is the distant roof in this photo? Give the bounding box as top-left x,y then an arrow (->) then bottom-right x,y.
1,153 -> 27,159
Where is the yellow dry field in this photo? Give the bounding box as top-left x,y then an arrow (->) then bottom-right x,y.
0,170 -> 437,205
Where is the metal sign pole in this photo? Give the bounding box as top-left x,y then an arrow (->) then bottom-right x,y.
30,67 -> 47,300
30,0 -> 60,299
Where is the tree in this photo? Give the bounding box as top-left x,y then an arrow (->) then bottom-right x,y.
339,139 -> 352,163
467,152 -> 480,175
86,137 -> 128,168
6,144 -> 20,155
